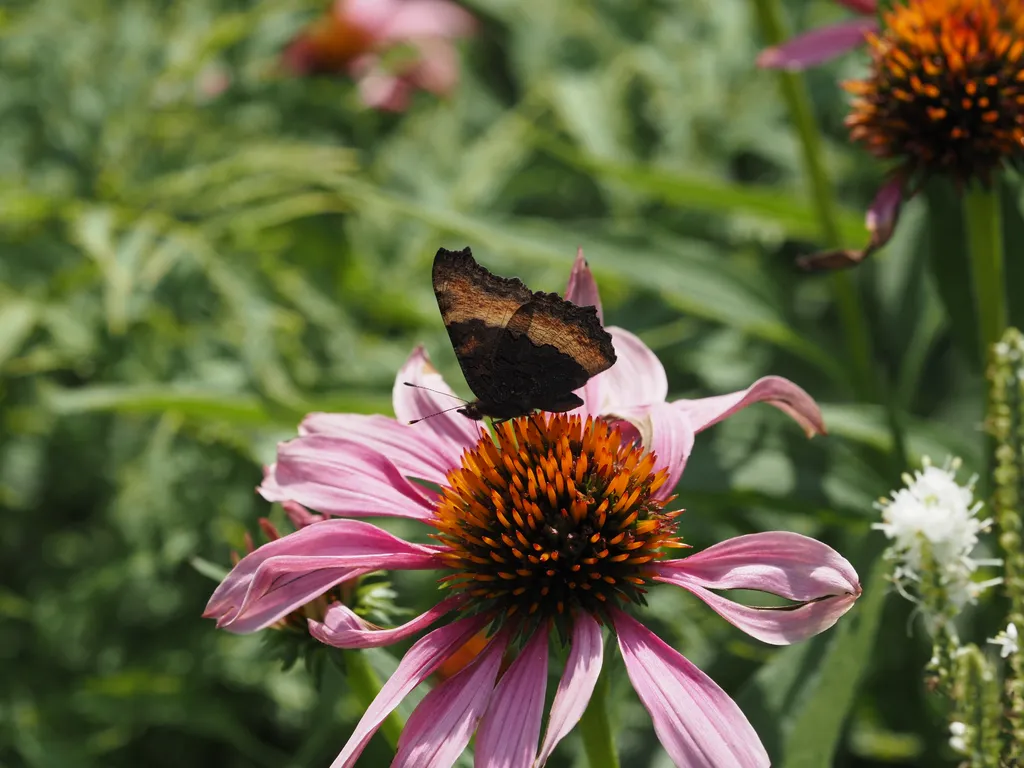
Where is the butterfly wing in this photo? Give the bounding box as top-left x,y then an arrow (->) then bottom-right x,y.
492,291 -> 617,412
432,247 -> 533,404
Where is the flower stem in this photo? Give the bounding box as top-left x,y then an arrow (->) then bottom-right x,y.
579,666 -> 620,768
343,650 -> 405,752
752,0 -> 908,471
965,184 -> 1007,369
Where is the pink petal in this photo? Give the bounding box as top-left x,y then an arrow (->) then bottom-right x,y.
654,532 -> 861,645
357,66 -> 414,111
565,247 -> 604,324
615,401 -> 694,502
836,0 -> 877,14
381,0 -> 477,41
391,631 -> 509,768
614,610 -> 769,768
407,39 -> 461,95
593,327 -> 668,411
203,519 -> 439,633
309,595 -> 464,648
799,176 -> 907,271
536,613 -> 604,766
672,376 -> 825,438
330,614 -> 491,768
393,346 -> 483,452
756,18 -> 877,70
474,629 -> 549,768
261,436 -> 437,521
299,412 -> 462,487
864,175 -> 905,250
339,0 -> 400,37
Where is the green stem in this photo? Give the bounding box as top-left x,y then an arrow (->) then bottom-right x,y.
752,0 -> 909,471
751,0 -> 875,401
343,650 -> 405,752
965,184 -> 1007,368
579,666 -> 620,768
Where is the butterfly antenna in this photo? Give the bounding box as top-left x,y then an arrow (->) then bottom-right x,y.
408,404 -> 465,425
402,382 -> 468,403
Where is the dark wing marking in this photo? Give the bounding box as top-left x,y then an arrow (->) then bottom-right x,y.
488,295 -> 616,413
431,247 -> 533,403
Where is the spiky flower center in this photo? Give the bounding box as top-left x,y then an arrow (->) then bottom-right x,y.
433,413 -> 683,636
845,0 -> 1024,182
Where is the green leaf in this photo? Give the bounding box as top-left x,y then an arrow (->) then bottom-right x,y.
1000,171 -> 1024,332
42,384 -> 273,424
0,298 -> 38,370
528,133 -> 867,244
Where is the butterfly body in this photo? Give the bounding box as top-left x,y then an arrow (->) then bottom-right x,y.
431,247 -> 616,422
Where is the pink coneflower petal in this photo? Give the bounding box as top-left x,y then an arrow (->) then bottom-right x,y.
391,630 -> 510,768
565,247 -> 604,323
406,39 -> 461,95
331,614 -> 491,768
382,0 -> 477,41
599,328 -> 669,410
261,437 -> 437,520
203,519 -> 439,633
654,532 -> 861,645
357,64 -> 415,111
536,612 -> 604,766
627,401 -> 694,501
837,0 -> 877,13
393,346 -> 482,450
672,375 -> 825,438
614,609 -> 769,768
299,412 -> 464,487
756,17 -> 878,71
474,629 -> 549,768
309,595 -> 465,648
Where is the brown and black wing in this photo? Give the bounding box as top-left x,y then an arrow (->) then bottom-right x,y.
491,291 -> 617,412
431,247 -> 533,403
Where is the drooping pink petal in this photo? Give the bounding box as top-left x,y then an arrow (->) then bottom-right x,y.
309,595 -> 465,648
330,614 -> 491,768
260,436 -> 437,521
613,610 -> 769,768
672,376 -> 825,438
756,18 -> 877,70
598,328 -> 669,410
654,531 -> 861,645
836,0 -> 877,14
203,519 -> 440,633
340,0 -> 400,37
536,613 -> 604,766
393,346 -> 482,451
798,176 -> 907,271
565,247 -> 604,323
299,412 -> 463,487
381,0 -> 477,41
474,628 -> 549,768
391,630 -> 509,768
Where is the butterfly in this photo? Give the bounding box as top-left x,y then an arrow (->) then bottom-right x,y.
427,247 -> 616,421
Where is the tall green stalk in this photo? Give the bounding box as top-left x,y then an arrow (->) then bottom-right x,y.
751,0 -> 875,401
751,0 -> 908,470
342,650 -> 405,752
578,667 -> 620,768
965,185 -> 1007,368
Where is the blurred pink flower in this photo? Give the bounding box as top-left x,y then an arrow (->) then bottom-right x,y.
283,0 -> 475,111
757,0 -> 877,71
205,251 -> 860,767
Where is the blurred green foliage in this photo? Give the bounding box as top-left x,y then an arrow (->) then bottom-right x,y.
0,0 -> 1007,766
